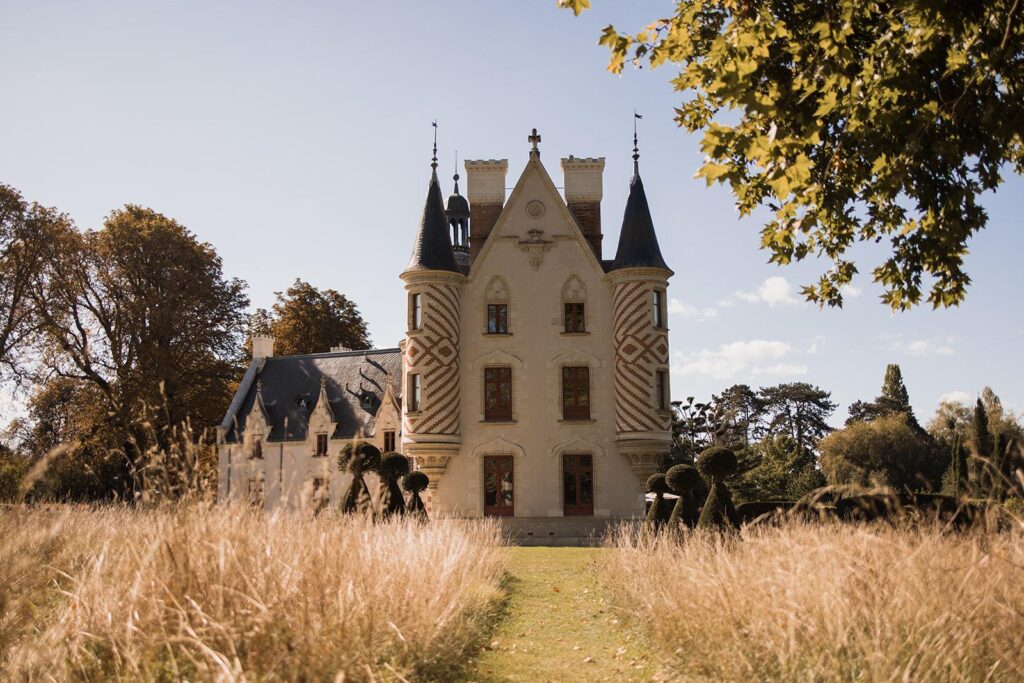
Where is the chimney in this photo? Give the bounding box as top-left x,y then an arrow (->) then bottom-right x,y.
561,156 -> 605,259
252,335 -> 275,359
464,159 -> 508,262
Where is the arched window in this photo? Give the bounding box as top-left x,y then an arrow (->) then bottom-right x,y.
485,277 -> 510,335
561,275 -> 587,333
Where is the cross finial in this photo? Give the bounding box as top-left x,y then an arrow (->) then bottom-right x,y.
431,120 -> 438,171
528,127 -> 542,157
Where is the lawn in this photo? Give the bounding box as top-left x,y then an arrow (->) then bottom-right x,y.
470,547 -> 656,683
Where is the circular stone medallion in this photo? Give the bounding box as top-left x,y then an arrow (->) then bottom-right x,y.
525,200 -> 546,219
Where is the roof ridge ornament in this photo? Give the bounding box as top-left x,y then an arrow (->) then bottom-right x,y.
528,128 -> 541,158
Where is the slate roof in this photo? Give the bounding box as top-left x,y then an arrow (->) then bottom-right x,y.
220,348 -> 402,443
406,171 -> 461,274
610,173 -> 671,273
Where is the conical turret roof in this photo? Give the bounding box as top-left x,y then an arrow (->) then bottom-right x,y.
611,171 -> 670,272
405,170 -> 460,274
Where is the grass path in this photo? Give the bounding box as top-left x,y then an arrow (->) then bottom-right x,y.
469,547 -> 657,682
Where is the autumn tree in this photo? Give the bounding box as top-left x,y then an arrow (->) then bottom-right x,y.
32,206 -> 249,497
0,185 -> 68,381
563,1 -> 1024,309
819,413 -> 934,490
253,279 -> 370,356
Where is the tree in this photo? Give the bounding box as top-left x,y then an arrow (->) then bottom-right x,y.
695,446 -> 740,530
819,413 -> 934,490
563,1 -> 1024,310
940,435 -> 969,498
731,435 -> 825,503
711,384 -> 764,446
32,206 -> 249,497
257,279 -> 370,356
757,383 -> 837,456
846,364 -> 919,428
0,185 -> 68,381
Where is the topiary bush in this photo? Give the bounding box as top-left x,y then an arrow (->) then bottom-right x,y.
696,446 -> 739,530
665,464 -> 703,529
643,473 -> 673,530
403,470 -> 430,522
339,441 -> 382,516
378,452 -> 410,518
697,446 -> 739,482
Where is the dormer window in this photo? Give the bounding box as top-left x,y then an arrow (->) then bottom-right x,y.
251,439 -> 263,459
315,433 -> 328,457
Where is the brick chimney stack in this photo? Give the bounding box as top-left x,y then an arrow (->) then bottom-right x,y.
561,156 -> 605,259
464,159 -> 508,262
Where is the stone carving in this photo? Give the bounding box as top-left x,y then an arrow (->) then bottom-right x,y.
526,199 -> 546,219
517,229 -> 554,271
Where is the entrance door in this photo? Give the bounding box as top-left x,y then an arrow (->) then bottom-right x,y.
484,455 -> 514,516
563,453 -> 594,516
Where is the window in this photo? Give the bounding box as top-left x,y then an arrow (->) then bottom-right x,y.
247,478 -> 265,508
315,433 -> 328,457
484,367 -> 513,421
564,302 -> 585,333
561,366 -> 591,420
483,455 -> 514,516
653,289 -> 666,329
383,430 -> 396,452
250,439 -> 263,460
486,303 -> 508,334
409,293 -> 422,330
656,370 -> 669,411
407,373 -> 421,412
563,453 -> 594,516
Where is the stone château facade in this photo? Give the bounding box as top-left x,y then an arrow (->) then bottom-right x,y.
217,129 -> 672,519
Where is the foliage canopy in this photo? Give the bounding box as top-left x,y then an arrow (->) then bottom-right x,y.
562,0 -> 1024,309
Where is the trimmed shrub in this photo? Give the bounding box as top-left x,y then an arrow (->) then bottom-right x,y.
736,500 -> 795,525
697,446 -> 739,482
378,452 -> 410,518
403,471 -> 430,522
339,441 -> 382,516
696,446 -> 740,530
665,464 -> 702,529
644,474 -> 672,530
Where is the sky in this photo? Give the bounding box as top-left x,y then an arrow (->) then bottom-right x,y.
2,0 -> 1022,427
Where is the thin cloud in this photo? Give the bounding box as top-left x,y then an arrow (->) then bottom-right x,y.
894,337 -> 957,356
673,340 -> 805,380
722,276 -> 800,307
939,390 -> 972,405
668,297 -> 718,321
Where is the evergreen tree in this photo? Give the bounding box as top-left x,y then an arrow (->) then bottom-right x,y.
339,442 -> 381,516
941,435 -> 969,498
378,452 -> 409,518
403,471 -> 430,522
846,364 -> 918,427
695,447 -> 740,530
971,399 -> 992,497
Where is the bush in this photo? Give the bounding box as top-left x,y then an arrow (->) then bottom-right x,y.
697,482 -> 739,530
340,441 -> 381,515
403,471 -> 430,522
736,500 -> 795,525
697,446 -> 738,482
644,474 -> 672,531
378,453 -> 409,518
339,441 -> 382,475
665,464 -> 702,529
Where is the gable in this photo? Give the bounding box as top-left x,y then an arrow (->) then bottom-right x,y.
469,156 -> 607,281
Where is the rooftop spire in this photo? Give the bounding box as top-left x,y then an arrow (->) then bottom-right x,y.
404,121 -> 460,275
453,150 -> 460,193
431,120 -> 438,172
633,110 -> 642,176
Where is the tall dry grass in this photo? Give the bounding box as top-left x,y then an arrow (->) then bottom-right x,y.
604,521 -> 1024,682
0,504 -> 505,681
